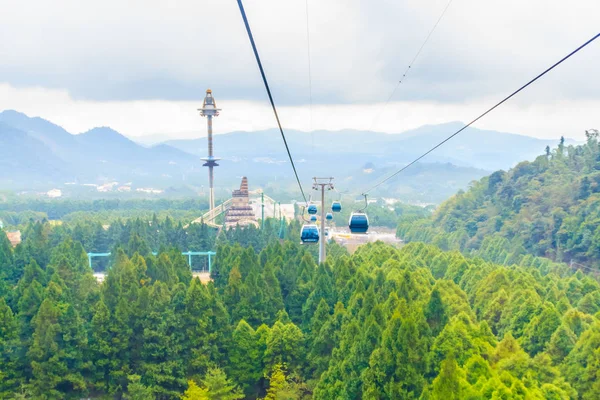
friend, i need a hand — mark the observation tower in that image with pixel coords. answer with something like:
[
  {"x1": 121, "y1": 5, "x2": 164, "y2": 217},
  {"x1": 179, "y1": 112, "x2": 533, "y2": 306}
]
[{"x1": 198, "y1": 89, "x2": 221, "y2": 211}]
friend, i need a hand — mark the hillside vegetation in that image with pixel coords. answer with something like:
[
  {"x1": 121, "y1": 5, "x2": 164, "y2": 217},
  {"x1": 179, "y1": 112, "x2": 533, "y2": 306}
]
[
  {"x1": 2, "y1": 219, "x2": 600, "y2": 399},
  {"x1": 398, "y1": 132, "x2": 600, "y2": 269}
]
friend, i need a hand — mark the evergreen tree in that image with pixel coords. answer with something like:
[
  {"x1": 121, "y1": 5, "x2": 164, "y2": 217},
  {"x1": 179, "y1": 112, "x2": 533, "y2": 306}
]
[
  {"x1": 430, "y1": 356, "x2": 470, "y2": 399},
  {"x1": 425, "y1": 287, "x2": 448, "y2": 336},
  {"x1": 27, "y1": 295, "x2": 75, "y2": 398},
  {"x1": 264, "y1": 321, "x2": 305, "y2": 375},
  {"x1": 546, "y1": 323, "x2": 577, "y2": 364},
  {"x1": 123, "y1": 374, "x2": 154, "y2": 400},
  {"x1": 199, "y1": 368, "x2": 243, "y2": 400},
  {"x1": 264, "y1": 364, "x2": 302, "y2": 400},
  {"x1": 0, "y1": 298, "x2": 19, "y2": 395},
  {"x1": 0, "y1": 230, "x2": 16, "y2": 282},
  {"x1": 182, "y1": 380, "x2": 209, "y2": 400},
  {"x1": 89, "y1": 299, "x2": 113, "y2": 392},
  {"x1": 139, "y1": 281, "x2": 186, "y2": 397},
  {"x1": 228, "y1": 320, "x2": 262, "y2": 396}
]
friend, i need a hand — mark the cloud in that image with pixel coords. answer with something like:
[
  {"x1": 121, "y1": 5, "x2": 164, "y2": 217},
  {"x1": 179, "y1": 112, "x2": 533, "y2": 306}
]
[
  {"x1": 1, "y1": 83, "x2": 597, "y2": 142},
  {"x1": 0, "y1": 0, "x2": 598, "y2": 105},
  {"x1": 0, "y1": 1, "x2": 598, "y2": 140}
]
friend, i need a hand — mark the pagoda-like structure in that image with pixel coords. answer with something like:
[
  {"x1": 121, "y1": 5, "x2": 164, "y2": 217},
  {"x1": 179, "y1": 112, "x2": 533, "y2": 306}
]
[{"x1": 225, "y1": 177, "x2": 257, "y2": 227}]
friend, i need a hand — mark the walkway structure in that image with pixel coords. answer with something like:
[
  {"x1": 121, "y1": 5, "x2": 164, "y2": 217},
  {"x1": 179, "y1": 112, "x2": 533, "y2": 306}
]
[
  {"x1": 87, "y1": 251, "x2": 216, "y2": 272},
  {"x1": 189, "y1": 188, "x2": 287, "y2": 228}
]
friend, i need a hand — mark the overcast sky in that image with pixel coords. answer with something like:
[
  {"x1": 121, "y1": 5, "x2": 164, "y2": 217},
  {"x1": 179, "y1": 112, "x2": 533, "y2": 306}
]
[{"x1": 0, "y1": 0, "x2": 598, "y2": 140}]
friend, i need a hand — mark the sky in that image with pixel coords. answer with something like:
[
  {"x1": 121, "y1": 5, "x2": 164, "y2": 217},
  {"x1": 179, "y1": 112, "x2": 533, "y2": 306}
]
[{"x1": 0, "y1": 0, "x2": 598, "y2": 141}]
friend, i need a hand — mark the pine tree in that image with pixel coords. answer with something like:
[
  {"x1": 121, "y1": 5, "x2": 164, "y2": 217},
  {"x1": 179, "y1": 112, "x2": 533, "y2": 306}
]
[
  {"x1": 264, "y1": 364, "x2": 301, "y2": 400},
  {"x1": 89, "y1": 300, "x2": 113, "y2": 392},
  {"x1": 228, "y1": 320, "x2": 262, "y2": 396},
  {"x1": 11, "y1": 260, "x2": 46, "y2": 312},
  {"x1": 463, "y1": 354, "x2": 491, "y2": 385},
  {"x1": 147, "y1": 253, "x2": 178, "y2": 286},
  {"x1": 0, "y1": 230, "x2": 16, "y2": 282},
  {"x1": 262, "y1": 262, "x2": 285, "y2": 322},
  {"x1": 0, "y1": 298, "x2": 19, "y2": 394},
  {"x1": 562, "y1": 321, "x2": 600, "y2": 397},
  {"x1": 182, "y1": 380, "x2": 209, "y2": 400},
  {"x1": 123, "y1": 374, "x2": 154, "y2": 400},
  {"x1": 264, "y1": 364, "x2": 287, "y2": 400},
  {"x1": 546, "y1": 323, "x2": 577, "y2": 363},
  {"x1": 183, "y1": 279, "x2": 231, "y2": 376},
  {"x1": 309, "y1": 299, "x2": 330, "y2": 342},
  {"x1": 425, "y1": 288, "x2": 448, "y2": 336},
  {"x1": 27, "y1": 296, "x2": 66, "y2": 398},
  {"x1": 431, "y1": 356, "x2": 470, "y2": 399},
  {"x1": 302, "y1": 264, "x2": 335, "y2": 327},
  {"x1": 264, "y1": 321, "x2": 305, "y2": 375},
  {"x1": 521, "y1": 304, "x2": 562, "y2": 356},
  {"x1": 199, "y1": 368, "x2": 243, "y2": 400},
  {"x1": 140, "y1": 281, "x2": 186, "y2": 397}
]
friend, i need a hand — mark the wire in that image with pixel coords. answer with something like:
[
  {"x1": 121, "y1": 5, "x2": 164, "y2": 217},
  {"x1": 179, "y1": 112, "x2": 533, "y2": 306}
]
[
  {"x1": 369, "y1": 0, "x2": 454, "y2": 131},
  {"x1": 305, "y1": 0, "x2": 314, "y2": 152},
  {"x1": 362, "y1": 32, "x2": 600, "y2": 195},
  {"x1": 569, "y1": 261, "x2": 599, "y2": 274},
  {"x1": 236, "y1": 0, "x2": 308, "y2": 203}
]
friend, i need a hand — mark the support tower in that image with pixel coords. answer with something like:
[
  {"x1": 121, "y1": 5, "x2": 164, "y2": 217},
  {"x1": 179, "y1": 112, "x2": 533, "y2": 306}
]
[
  {"x1": 313, "y1": 177, "x2": 334, "y2": 264},
  {"x1": 198, "y1": 89, "x2": 222, "y2": 211}
]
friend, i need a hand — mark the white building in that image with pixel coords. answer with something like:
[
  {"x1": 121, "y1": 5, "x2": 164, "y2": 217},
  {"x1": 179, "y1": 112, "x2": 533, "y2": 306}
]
[{"x1": 47, "y1": 189, "x2": 62, "y2": 198}]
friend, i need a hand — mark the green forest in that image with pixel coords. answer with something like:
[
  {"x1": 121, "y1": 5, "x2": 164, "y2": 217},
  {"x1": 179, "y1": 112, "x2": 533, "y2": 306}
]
[
  {"x1": 0, "y1": 198, "x2": 211, "y2": 227},
  {"x1": 1, "y1": 214, "x2": 600, "y2": 399},
  {"x1": 331, "y1": 200, "x2": 433, "y2": 229},
  {"x1": 398, "y1": 133, "x2": 600, "y2": 269}
]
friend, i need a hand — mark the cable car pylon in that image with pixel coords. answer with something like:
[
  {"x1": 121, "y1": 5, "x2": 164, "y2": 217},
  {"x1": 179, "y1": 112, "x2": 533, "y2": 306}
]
[{"x1": 313, "y1": 177, "x2": 334, "y2": 264}]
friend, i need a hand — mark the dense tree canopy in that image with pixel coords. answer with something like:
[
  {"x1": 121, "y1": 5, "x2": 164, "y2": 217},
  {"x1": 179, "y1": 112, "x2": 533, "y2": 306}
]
[
  {"x1": 1, "y1": 215, "x2": 599, "y2": 398},
  {"x1": 398, "y1": 134, "x2": 600, "y2": 271}
]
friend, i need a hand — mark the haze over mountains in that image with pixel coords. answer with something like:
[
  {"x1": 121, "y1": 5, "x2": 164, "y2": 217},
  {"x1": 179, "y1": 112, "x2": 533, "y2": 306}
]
[
  {"x1": 166, "y1": 123, "x2": 570, "y2": 171},
  {"x1": 0, "y1": 110, "x2": 573, "y2": 202}
]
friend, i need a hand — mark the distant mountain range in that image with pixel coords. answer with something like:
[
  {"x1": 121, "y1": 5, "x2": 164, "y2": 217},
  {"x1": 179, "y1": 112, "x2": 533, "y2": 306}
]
[
  {"x1": 0, "y1": 110, "x2": 203, "y2": 191},
  {"x1": 165, "y1": 123, "x2": 571, "y2": 172},
  {"x1": 0, "y1": 110, "x2": 574, "y2": 203}
]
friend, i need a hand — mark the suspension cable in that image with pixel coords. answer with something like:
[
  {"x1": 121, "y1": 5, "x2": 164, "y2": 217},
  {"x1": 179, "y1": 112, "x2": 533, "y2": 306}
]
[
  {"x1": 236, "y1": 0, "x2": 309, "y2": 203},
  {"x1": 305, "y1": 0, "x2": 314, "y2": 151},
  {"x1": 370, "y1": 0, "x2": 455, "y2": 131},
  {"x1": 362, "y1": 32, "x2": 600, "y2": 195}
]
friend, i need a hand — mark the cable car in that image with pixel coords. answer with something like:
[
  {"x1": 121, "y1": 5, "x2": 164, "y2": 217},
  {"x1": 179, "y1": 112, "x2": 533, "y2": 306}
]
[
  {"x1": 308, "y1": 204, "x2": 318, "y2": 215},
  {"x1": 331, "y1": 201, "x2": 342, "y2": 213},
  {"x1": 300, "y1": 224, "x2": 319, "y2": 243},
  {"x1": 326, "y1": 212, "x2": 333, "y2": 221},
  {"x1": 349, "y1": 212, "x2": 369, "y2": 234},
  {"x1": 310, "y1": 215, "x2": 317, "y2": 222}
]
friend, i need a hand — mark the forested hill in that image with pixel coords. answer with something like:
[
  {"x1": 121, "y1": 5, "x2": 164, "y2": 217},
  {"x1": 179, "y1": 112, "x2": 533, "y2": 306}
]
[
  {"x1": 2, "y1": 219, "x2": 600, "y2": 398},
  {"x1": 398, "y1": 132, "x2": 600, "y2": 269}
]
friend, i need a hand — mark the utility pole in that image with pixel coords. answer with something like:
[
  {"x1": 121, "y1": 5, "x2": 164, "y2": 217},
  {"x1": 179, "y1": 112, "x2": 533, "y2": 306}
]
[
  {"x1": 261, "y1": 192, "x2": 265, "y2": 229},
  {"x1": 278, "y1": 201, "x2": 285, "y2": 239},
  {"x1": 313, "y1": 177, "x2": 334, "y2": 264}
]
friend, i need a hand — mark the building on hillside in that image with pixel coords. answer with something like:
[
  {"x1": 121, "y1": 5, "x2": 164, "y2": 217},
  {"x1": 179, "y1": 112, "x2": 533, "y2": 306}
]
[
  {"x1": 6, "y1": 230, "x2": 21, "y2": 247},
  {"x1": 97, "y1": 182, "x2": 118, "y2": 192},
  {"x1": 225, "y1": 177, "x2": 258, "y2": 227},
  {"x1": 136, "y1": 187, "x2": 164, "y2": 194},
  {"x1": 47, "y1": 189, "x2": 62, "y2": 198}
]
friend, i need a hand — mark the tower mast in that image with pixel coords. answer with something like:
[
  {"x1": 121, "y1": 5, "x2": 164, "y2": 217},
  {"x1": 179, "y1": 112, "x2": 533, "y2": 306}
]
[{"x1": 198, "y1": 89, "x2": 221, "y2": 211}]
